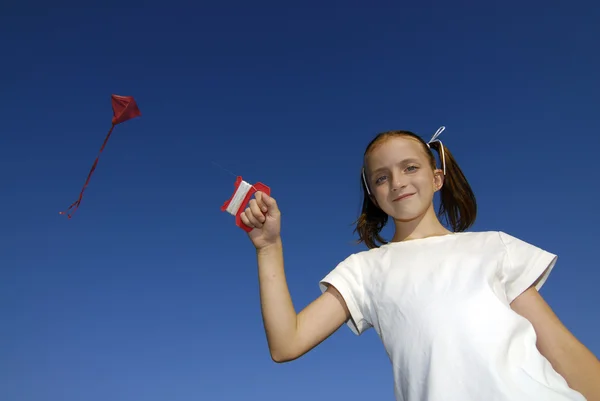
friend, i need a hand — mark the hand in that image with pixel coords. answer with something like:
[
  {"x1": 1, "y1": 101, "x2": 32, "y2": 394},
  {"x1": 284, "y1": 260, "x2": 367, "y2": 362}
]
[{"x1": 240, "y1": 191, "x2": 281, "y2": 250}]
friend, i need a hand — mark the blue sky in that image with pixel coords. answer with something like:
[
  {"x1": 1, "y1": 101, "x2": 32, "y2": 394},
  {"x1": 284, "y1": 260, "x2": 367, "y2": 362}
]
[{"x1": 2, "y1": 1, "x2": 599, "y2": 400}]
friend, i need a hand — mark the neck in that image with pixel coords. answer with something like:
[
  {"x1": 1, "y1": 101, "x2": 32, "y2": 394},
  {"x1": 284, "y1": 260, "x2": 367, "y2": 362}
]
[{"x1": 391, "y1": 204, "x2": 452, "y2": 242}]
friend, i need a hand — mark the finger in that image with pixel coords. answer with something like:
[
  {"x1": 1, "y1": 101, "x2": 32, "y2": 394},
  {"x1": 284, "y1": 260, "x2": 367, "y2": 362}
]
[
  {"x1": 261, "y1": 193, "x2": 279, "y2": 214},
  {"x1": 255, "y1": 192, "x2": 268, "y2": 213},
  {"x1": 240, "y1": 211, "x2": 254, "y2": 228},
  {"x1": 242, "y1": 208, "x2": 259, "y2": 228},
  {"x1": 249, "y1": 199, "x2": 265, "y2": 223},
  {"x1": 244, "y1": 207, "x2": 263, "y2": 228}
]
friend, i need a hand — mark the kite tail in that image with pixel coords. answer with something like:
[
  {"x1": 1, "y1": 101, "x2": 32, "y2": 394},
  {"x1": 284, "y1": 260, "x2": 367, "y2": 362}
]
[{"x1": 60, "y1": 124, "x2": 116, "y2": 218}]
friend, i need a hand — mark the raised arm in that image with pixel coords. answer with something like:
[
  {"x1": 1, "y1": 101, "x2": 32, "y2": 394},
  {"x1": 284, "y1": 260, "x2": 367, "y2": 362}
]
[
  {"x1": 241, "y1": 192, "x2": 350, "y2": 362},
  {"x1": 256, "y1": 239, "x2": 350, "y2": 362}
]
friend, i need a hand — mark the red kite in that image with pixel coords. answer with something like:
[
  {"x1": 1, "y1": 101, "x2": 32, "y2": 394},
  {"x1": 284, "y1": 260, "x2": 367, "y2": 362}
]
[{"x1": 60, "y1": 94, "x2": 141, "y2": 218}]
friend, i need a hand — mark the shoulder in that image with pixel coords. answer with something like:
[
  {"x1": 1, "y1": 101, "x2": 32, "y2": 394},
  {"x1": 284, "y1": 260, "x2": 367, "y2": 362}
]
[
  {"x1": 319, "y1": 249, "x2": 379, "y2": 335},
  {"x1": 424, "y1": 231, "x2": 507, "y2": 252},
  {"x1": 318, "y1": 245, "x2": 390, "y2": 297},
  {"x1": 493, "y1": 231, "x2": 558, "y2": 302},
  {"x1": 495, "y1": 230, "x2": 557, "y2": 259},
  {"x1": 455, "y1": 230, "x2": 505, "y2": 242},
  {"x1": 320, "y1": 250, "x2": 370, "y2": 281},
  {"x1": 331, "y1": 244, "x2": 392, "y2": 269},
  {"x1": 441, "y1": 230, "x2": 558, "y2": 302},
  {"x1": 451, "y1": 230, "x2": 535, "y2": 248},
  {"x1": 453, "y1": 230, "x2": 556, "y2": 256}
]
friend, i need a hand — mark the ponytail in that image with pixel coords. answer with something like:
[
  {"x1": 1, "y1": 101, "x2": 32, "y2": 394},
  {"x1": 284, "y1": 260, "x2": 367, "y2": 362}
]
[
  {"x1": 428, "y1": 140, "x2": 477, "y2": 232},
  {"x1": 354, "y1": 130, "x2": 477, "y2": 249}
]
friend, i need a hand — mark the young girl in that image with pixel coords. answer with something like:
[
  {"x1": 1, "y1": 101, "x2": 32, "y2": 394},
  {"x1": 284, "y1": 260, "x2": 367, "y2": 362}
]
[{"x1": 240, "y1": 127, "x2": 600, "y2": 401}]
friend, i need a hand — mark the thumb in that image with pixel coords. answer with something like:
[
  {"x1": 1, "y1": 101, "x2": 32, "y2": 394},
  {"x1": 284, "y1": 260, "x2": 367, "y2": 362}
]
[{"x1": 261, "y1": 192, "x2": 279, "y2": 214}]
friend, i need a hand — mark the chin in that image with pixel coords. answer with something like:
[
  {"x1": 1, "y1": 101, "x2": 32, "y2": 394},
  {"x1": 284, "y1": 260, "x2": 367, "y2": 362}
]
[
  {"x1": 391, "y1": 213, "x2": 423, "y2": 223},
  {"x1": 386, "y1": 205, "x2": 430, "y2": 223}
]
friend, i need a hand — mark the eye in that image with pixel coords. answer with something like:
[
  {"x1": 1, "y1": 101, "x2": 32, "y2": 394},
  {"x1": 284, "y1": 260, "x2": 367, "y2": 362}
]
[
  {"x1": 405, "y1": 165, "x2": 419, "y2": 173},
  {"x1": 375, "y1": 175, "x2": 387, "y2": 185}
]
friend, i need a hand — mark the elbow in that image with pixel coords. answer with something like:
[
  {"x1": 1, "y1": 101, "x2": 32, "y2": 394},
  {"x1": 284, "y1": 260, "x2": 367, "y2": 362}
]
[
  {"x1": 269, "y1": 348, "x2": 298, "y2": 364},
  {"x1": 270, "y1": 354, "x2": 289, "y2": 364},
  {"x1": 267, "y1": 331, "x2": 302, "y2": 363}
]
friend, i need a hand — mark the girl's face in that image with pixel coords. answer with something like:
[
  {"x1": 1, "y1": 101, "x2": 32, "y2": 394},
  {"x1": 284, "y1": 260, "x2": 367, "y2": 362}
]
[{"x1": 364, "y1": 136, "x2": 443, "y2": 222}]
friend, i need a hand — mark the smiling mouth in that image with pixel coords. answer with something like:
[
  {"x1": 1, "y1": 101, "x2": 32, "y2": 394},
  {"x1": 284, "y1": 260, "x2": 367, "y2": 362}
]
[{"x1": 393, "y1": 193, "x2": 415, "y2": 202}]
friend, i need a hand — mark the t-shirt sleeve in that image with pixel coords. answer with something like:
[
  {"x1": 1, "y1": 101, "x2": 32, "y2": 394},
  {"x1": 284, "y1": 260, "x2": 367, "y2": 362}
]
[
  {"x1": 498, "y1": 231, "x2": 558, "y2": 303},
  {"x1": 319, "y1": 254, "x2": 372, "y2": 336}
]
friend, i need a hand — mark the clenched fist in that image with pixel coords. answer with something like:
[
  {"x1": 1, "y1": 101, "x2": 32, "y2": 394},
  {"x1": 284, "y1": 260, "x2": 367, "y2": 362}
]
[{"x1": 240, "y1": 191, "x2": 281, "y2": 250}]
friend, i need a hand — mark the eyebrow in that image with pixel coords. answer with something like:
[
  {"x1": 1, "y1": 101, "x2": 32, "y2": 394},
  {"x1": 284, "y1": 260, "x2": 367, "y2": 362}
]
[{"x1": 369, "y1": 158, "x2": 422, "y2": 175}]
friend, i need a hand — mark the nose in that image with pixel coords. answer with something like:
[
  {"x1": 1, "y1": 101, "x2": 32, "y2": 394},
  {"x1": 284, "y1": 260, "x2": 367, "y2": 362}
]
[{"x1": 390, "y1": 173, "x2": 407, "y2": 192}]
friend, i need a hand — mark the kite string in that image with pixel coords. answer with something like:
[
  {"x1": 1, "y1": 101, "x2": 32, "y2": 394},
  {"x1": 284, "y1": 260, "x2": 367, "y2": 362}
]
[
  {"x1": 60, "y1": 123, "x2": 116, "y2": 218},
  {"x1": 210, "y1": 160, "x2": 259, "y2": 192},
  {"x1": 210, "y1": 161, "x2": 238, "y2": 178}
]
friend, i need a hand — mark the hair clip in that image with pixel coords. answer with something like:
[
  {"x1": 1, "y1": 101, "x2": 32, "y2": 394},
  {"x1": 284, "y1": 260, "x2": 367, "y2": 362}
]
[
  {"x1": 221, "y1": 176, "x2": 271, "y2": 232},
  {"x1": 427, "y1": 126, "x2": 446, "y2": 175},
  {"x1": 362, "y1": 168, "x2": 371, "y2": 196}
]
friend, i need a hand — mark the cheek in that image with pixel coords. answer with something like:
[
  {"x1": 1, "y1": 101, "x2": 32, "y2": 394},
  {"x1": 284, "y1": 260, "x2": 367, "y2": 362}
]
[
  {"x1": 414, "y1": 175, "x2": 434, "y2": 189},
  {"x1": 373, "y1": 189, "x2": 387, "y2": 204}
]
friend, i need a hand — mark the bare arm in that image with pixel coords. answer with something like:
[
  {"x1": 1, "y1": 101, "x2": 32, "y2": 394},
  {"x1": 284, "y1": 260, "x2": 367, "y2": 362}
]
[
  {"x1": 257, "y1": 239, "x2": 350, "y2": 362},
  {"x1": 241, "y1": 192, "x2": 350, "y2": 363},
  {"x1": 511, "y1": 287, "x2": 600, "y2": 400}
]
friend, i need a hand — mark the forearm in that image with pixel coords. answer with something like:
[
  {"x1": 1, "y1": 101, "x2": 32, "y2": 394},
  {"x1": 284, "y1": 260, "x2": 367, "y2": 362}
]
[
  {"x1": 512, "y1": 288, "x2": 600, "y2": 399},
  {"x1": 256, "y1": 238, "x2": 298, "y2": 362},
  {"x1": 539, "y1": 334, "x2": 600, "y2": 400}
]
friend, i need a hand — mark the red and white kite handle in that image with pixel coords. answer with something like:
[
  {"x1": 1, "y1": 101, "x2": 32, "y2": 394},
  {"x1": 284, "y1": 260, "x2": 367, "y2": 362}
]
[{"x1": 221, "y1": 176, "x2": 271, "y2": 232}]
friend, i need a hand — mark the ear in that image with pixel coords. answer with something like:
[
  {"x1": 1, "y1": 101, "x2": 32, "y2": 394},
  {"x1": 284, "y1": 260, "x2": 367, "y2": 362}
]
[{"x1": 433, "y1": 169, "x2": 444, "y2": 192}]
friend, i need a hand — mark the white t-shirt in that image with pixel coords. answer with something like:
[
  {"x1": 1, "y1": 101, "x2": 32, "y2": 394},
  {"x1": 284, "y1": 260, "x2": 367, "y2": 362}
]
[{"x1": 319, "y1": 231, "x2": 585, "y2": 401}]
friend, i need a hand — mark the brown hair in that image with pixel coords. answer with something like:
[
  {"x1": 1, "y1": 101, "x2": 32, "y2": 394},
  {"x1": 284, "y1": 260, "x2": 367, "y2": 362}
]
[{"x1": 354, "y1": 130, "x2": 477, "y2": 249}]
